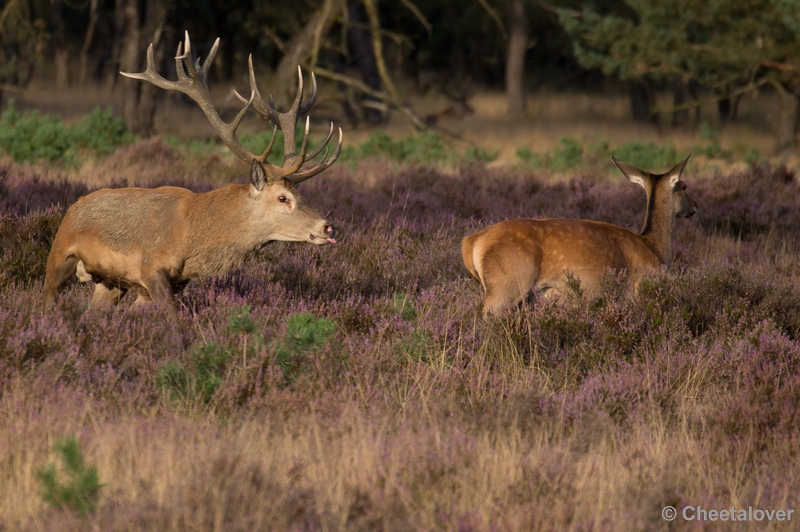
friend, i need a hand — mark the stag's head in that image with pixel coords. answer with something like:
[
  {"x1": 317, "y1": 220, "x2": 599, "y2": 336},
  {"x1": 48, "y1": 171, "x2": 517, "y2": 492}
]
[
  {"x1": 247, "y1": 160, "x2": 336, "y2": 244},
  {"x1": 122, "y1": 32, "x2": 342, "y2": 246}
]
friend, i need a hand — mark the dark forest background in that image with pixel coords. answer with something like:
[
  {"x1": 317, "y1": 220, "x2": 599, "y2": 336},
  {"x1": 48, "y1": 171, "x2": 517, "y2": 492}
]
[{"x1": 2, "y1": 0, "x2": 800, "y2": 152}]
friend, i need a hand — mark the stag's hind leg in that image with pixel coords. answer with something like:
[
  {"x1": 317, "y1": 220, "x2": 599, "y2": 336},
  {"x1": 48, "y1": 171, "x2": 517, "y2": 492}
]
[{"x1": 44, "y1": 254, "x2": 80, "y2": 308}]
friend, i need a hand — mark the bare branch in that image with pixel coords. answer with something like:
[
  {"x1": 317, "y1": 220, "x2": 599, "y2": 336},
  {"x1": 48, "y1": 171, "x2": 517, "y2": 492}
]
[
  {"x1": 361, "y1": 0, "x2": 398, "y2": 99},
  {"x1": 398, "y1": 0, "x2": 432, "y2": 37},
  {"x1": 531, "y1": 0, "x2": 582, "y2": 18},
  {"x1": 263, "y1": 26, "x2": 286, "y2": 53},
  {"x1": 311, "y1": 65, "x2": 428, "y2": 130},
  {"x1": 473, "y1": 0, "x2": 507, "y2": 40},
  {"x1": 649, "y1": 77, "x2": 770, "y2": 116}
]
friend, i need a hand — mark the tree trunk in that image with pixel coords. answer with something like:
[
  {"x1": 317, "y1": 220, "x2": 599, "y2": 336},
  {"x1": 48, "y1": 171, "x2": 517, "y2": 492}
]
[
  {"x1": 135, "y1": 0, "x2": 169, "y2": 137},
  {"x1": 120, "y1": 0, "x2": 142, "y2": 135},
  {"x1": 630, "y1": 78, "x2": 659, "y2": 127},
  {"x1": 118, "y1": 0, "x2": 169, "y2": 137},
  {"x1": 348, "y1": 0, "x2": 383, "y2": 125},
  {"x1": 54, "y1": 49, "x2": 70, "y2": 89},
  {"x1": 104, "y1": 0, "x2": 127, "y2": 92},
  {"x1": 79, "y1": 0, "x2": 101, "y2": 86},
  {"x1": 51, "y1": 0, "x2": 70, "y2": 90},
  {"x1": 505, "y1": 0, "x2": 527, "y2": 116},
  {"x1": 774, "y1": 83, "x2": 799, "y2": 155}
]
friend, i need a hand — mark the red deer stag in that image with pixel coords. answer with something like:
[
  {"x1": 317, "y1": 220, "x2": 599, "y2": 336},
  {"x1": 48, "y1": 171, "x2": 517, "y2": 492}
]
[
  {"x1": 462, "y1": 156, "x2": 698, "y2": 315},
  {"x1": 44, "y1": 33, "x2": 342, "y2": 317}
]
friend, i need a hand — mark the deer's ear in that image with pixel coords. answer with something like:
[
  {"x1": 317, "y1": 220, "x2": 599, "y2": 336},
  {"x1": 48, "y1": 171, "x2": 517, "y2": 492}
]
[
  {"x1": 667, "y1": 154, "x2": 691, "y2": 187},
  {"x1": 612, "y1": 156, "x2": 649, "y2": 189},
  {"x1": 250, "y1": 161, "x2": 267, "y2": 192}
]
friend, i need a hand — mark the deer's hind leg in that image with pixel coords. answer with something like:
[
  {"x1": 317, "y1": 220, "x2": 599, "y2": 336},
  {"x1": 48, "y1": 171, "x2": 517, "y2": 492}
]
[{"x1": 480, "y1": 244, "x2": 539, "y2": 315}]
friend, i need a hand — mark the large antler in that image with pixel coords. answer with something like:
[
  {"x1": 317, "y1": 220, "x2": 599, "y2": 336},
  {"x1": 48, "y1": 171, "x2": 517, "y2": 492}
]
[
  {"x1": 235, "y1": 61, "x2": 343, "y2": 184},
  {"x1": 120, "y1": 32, "x2": 339, "y2": 184}
]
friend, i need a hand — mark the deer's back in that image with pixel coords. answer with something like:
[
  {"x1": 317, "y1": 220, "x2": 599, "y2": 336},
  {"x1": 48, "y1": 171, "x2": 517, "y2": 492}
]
[{"x1": 467, "y1": 218, "x2": 662, "y2": 288}]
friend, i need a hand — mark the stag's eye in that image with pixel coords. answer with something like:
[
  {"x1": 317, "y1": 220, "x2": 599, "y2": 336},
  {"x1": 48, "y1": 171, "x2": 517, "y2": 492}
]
[{"x1": 278, "y1": 195, "x2": 288, "y2": 203}]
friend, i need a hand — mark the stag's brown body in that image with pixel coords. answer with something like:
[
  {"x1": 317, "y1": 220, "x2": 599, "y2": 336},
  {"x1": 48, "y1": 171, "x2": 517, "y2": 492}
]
[
  {"x1": 44, "y1": 178, "x2": 333, "y2": 312},
  {"x1": 462, "y1": 156, "x2": 698, "y2": 314},
  {"x1": 44, "y1": 33, "x2": 342, "y2": 316}
]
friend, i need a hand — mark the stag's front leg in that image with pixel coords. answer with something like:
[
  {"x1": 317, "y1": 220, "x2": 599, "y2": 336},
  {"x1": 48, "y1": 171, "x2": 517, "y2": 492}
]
[{"x1": 136, "y1": 270, "x2": 179, "y2": 318}]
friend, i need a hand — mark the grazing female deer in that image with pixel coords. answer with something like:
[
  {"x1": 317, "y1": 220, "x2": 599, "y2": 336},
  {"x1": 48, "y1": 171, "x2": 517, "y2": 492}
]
[
  {"x1": 44, "y1": 33, "x2": 342, "y2": 317},
  {"x1": 462, "y1": 156, "x2": 698, "y2": 315}
]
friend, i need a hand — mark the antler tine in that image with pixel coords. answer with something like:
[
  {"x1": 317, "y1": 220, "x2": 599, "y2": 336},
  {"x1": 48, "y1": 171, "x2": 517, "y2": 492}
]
[
  {"x1": 299, "y1": 71, "x2": 317, "y2": 116},
  {"x1": 257, "y1": 125, "x2": 279, "y2": 162},
  {"x1": 122, "y1": 43, "x2": 174, "y2": 90},
  {"x1": 235, "y1": 61, "x2": 331, "y2": 183},
  {"x1": 257, "y1": 116, "x2": 309, "y2": 182},
  {"x1": 289, "y1": 127, "x2": 343, "y2": 184},
  {"x1": 121, "y1": 31, "x2": 258, "y2": 164},
  {"x1": 305, "y1": 122, "x2": 334, "y2": 161},
  {"x1": 201, "y1": 39, "x2": 220, "y2": 78}
]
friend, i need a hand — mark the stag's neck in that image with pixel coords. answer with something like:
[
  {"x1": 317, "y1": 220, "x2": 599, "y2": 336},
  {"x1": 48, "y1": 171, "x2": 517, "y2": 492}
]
[
  {"x1": 639, "y1": 188, "x2": 675, "y2": 267},
  {"x1": 183, "y1": 185, "x2": 264, "y2": 277}
]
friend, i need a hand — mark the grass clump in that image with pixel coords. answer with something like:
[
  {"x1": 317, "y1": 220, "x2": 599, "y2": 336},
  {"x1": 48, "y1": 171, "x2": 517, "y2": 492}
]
[
  {"x1": 156, "y1": 342, "x2": 231, "y2": 404},
  {"x1": 37, "y1": 435, "x2": 103, "y2": 516},
  {"x1": 0, "y1": 101, "x2": 132, "y2": 166},
  {"x1": 273, "y1": 312, "x2": 337, "y2": 384},
  {"x1": 392, "y1": 292, "x2": 418, "y2": 321}
]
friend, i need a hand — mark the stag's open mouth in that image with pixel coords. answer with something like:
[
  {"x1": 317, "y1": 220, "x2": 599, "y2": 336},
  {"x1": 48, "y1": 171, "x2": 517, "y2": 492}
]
[{"x1": 311, "y1": 234, "x2": 337, "y2": 245}]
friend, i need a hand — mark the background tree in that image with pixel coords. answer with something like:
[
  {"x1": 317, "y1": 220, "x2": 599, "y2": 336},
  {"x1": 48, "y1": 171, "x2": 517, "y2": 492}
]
[
  {"x1": 559, "y1": 0, "x2": 800, "y2": 151},
  {"x1": 0, "y1": 0, "x2": 49, "y2": 98},
  {"x1": 119, "y1": 0, "x2": 171, "y2": 137}
]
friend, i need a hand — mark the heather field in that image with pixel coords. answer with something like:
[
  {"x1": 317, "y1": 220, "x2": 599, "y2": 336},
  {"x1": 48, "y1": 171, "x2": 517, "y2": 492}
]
[{"x1": 2, "y1": 135, "x2": 800, "y2": 530}]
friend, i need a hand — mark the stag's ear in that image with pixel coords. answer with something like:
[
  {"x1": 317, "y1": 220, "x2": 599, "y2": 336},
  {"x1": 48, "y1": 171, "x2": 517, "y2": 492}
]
[
  {"x1": 611, "y1": 156, "x2": 650, "y2": 190},
  {"x1": 667, "y1": 154, "x2": 691, "y2": 187},
  {"x1": 250, "y1": 160, "x2": 267, "y2": 192}
]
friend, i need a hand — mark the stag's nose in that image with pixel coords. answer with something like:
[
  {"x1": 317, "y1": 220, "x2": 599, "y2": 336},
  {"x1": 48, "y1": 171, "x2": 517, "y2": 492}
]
[{"x1": 324, "y1": 223, "x2": 337, "y2": 243}]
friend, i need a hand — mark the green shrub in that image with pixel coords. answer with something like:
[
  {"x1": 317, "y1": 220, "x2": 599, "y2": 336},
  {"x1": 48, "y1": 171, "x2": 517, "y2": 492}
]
[
  {"x1": 156, "y1": 342, "x2": 231, "y2": 404},
  {"x1": 0, "y1": 101, "x2": 73, "y2": 165},
  {"x1": 37, "y1": 435, "x2": 103, "y2": 516},
  {"x1": 743, "y1": 146, "x2": 764, "y2": 167},
  {"x1": 274, "y1": 312, "x2": 337, "y2": 384},
  {"x1": 689, "y1": 122, "x2": 732, "y2": 160},
  {"x1": 547, "y1": 137, "x2": 584, "y2": 172},
  {"x1": 611, "y1": 140, "x2": 678, "y2": 171},
  {"x1": 517, "y1": 137, "x2": 583, "y2": 172},
  {"x1": 341, "y1": 130, "x2": 496, "y2": 166},
  {"x1": 0, "y1": 101, "x2": 132, "y2": 166},
  {"x1": 516, "y1": 146, "x2": 540, "y2": 165},
  {"x1": 70, "y1": 108, "x2": 133, "y2": 157}
]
